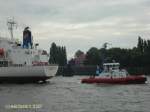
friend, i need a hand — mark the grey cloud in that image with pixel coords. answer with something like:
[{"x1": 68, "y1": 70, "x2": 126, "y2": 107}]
[{"x1": 0, "y1": 0, "x2": 150, "y2": 58}]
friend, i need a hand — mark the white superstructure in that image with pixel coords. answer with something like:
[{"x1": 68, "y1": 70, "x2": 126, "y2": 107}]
[
  {"x1": 98, "y1": 63, "x2": 128, "y2": 78},
  {"x1": 0, "y1": 37, "x2": 49, "y2": 66}
]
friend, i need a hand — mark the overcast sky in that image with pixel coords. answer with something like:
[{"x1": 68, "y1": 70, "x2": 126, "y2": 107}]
[{"x1": 0, "y1": 0, "x2": 150, "y2": 59}]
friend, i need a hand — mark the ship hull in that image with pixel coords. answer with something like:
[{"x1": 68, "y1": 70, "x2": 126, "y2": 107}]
[
  {"x1": 81, "y1": 76, "x2": 147, "y2": 84},
  {"x1": 0, "y1": 65, "x2": 58, "y2": 83}
]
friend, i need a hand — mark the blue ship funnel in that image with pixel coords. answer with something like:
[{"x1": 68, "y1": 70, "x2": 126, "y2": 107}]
[{"x1": 23, "y1": 27, "x2": 33, "y2": 48}]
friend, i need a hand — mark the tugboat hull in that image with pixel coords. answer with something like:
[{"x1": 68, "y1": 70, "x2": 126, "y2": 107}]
[{"x1": 81, "y1": 76, "x2": 147, "y2": 84}]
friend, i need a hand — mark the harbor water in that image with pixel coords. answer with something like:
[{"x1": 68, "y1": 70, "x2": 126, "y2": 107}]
[{"x1": 0, "y1": 76, "x2": 150, "y2": 112}]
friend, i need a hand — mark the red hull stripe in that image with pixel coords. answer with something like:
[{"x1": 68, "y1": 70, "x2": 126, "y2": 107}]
[{"x1": 81, "y1": 76, "x2": 147, "y2": 84}]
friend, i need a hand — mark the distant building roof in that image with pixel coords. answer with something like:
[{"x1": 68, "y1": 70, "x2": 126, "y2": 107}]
[{"x1": 74, "y1": 54, "x2": 86, "y2": 65}]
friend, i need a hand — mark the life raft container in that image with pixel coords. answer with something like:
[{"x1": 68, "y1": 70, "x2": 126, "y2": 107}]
[{"x1": 32, "y1": 61, "x2": 48, "y2": 66}]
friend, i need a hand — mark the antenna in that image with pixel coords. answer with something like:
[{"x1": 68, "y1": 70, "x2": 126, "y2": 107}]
[
  {"x1": 7, "y1": 18, "x2": 17, "y2": 40},
  {"x1": 103, "y1": 42, "x2": 111, "y2": 49}
]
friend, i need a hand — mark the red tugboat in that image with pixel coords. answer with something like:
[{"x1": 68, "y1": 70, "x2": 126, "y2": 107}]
[{"x1": 81, "y1": 63, "x2": 147, "y2": 84}]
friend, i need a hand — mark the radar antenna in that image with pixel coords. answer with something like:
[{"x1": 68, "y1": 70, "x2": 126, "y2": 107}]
[
  {"x1": 7, "y1": 18, "x2": 17, "y2": 40},
  {"x1": 103, "y1": 42, "x2": 111, "y2": 49}
]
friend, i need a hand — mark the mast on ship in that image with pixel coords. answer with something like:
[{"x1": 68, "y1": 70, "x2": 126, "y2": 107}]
[{"x1": 7, "y1": 18, "x2": 17, "y2": 41}]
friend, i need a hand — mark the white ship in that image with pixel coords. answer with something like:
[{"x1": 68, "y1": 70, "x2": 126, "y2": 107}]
[{"x1": 0, "y1": 20, "x2": 58, "y2": 83}]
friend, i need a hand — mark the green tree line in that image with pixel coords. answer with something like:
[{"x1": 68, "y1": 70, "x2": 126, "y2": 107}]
[
  {"x1": 84, "y1": 37, "x2": 150, "y2": 74},
  {"x1": 49, "y1": 42, "x2": 67, "y2": 66},
  {"x1": 49, "y1": 37, "x2": 150, "y2": 75}
]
